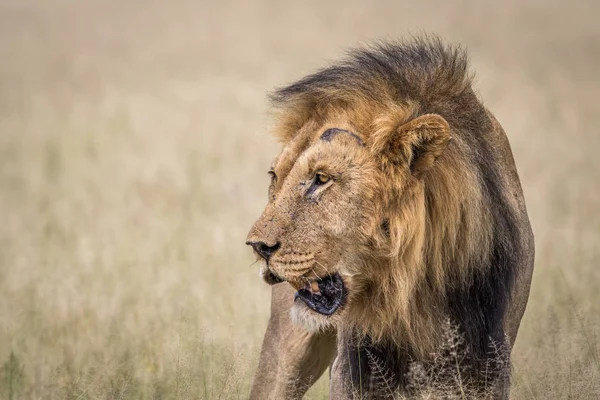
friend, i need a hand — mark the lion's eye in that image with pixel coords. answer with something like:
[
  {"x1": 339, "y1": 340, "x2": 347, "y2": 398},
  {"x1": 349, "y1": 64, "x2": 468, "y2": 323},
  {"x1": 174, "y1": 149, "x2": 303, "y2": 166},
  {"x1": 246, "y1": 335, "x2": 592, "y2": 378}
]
[
  {"x1": 314, "y1": 172, "x2": 331, "y2": 185},
  {"x1": 268, "y1": 170, "x2": 277, "y2": 184}
]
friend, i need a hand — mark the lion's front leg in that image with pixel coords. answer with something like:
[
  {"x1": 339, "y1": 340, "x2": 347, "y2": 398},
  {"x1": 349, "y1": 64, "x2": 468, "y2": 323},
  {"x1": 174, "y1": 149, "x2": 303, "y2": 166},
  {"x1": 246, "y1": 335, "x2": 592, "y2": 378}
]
[
  {"x1": 329, "y1": 352, "x2": 353, "y2": 400},
  {"x1": 250, "y1": 283, "x2": 336, "y2": 399}
]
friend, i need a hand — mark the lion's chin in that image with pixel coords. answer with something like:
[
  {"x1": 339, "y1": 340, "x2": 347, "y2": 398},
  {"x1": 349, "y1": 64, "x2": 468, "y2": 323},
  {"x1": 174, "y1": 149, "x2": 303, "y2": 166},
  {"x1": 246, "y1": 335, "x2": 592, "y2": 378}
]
[{"x1": 290, "y1": 300, "x2": 339, "y2": 332}]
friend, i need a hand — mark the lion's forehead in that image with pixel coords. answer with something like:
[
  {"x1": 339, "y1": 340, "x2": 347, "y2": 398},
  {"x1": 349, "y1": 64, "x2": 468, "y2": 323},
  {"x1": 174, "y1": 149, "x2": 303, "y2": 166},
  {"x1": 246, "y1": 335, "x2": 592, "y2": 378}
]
[
  {"x1": 274, "y1": 121, "x2": 366, "y2": 183},
  {"x1": 273, "y1": 128, "x2": 313, "y2": 179}
]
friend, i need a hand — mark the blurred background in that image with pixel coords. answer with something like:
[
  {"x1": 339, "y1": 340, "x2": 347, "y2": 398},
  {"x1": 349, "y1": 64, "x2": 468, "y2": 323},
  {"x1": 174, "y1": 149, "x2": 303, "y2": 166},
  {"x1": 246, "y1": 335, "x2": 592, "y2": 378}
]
[{"x1": 0, "y1": 0, "x2": 598, "y2": 398}]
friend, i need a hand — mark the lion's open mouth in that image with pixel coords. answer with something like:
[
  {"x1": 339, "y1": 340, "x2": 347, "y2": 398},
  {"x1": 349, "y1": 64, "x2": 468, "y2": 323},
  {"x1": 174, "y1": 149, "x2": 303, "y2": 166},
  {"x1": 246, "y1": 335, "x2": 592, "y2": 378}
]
[{"x1": 293, "y1": 273, "x2": 346, "y2": 315}]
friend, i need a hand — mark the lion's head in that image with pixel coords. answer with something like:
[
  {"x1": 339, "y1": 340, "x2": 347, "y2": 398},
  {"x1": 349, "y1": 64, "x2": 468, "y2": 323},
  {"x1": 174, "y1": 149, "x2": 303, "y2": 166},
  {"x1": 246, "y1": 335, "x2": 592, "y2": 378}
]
[{"x1": 247, "y1": 39, "x2": 500, "y2": 355}]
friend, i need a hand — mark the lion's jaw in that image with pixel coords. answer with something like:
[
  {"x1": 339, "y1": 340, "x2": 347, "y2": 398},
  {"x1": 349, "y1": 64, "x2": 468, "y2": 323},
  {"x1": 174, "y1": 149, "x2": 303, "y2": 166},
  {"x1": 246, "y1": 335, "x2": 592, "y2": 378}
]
[
  {"x1": 289, "y1": 271, "x2": 347, "y2": 332},
  {"x1": 259, "y1": 250, "x2": 356, "y2": 332},
  {"x1": 257, "y1": 255, "x2": 349, "y2": 323}
]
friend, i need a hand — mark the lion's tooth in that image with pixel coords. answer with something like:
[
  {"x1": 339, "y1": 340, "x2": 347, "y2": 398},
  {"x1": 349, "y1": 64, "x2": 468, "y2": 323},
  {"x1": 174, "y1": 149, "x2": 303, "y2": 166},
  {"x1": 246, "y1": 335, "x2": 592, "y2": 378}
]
[
  {"x1": 311, "y1": 280, "x2": 320, "y2": 294},
  {"x1": 302, "y1": 281, "x2": 311, "y2": 292}
]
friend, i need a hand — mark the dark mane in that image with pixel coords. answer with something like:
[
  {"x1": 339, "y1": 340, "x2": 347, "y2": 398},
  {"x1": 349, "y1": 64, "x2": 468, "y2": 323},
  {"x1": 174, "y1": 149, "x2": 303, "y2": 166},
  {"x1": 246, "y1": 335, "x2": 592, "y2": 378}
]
[{"x1": 270, "y1": 36, "x2": 473, "y2": 112}]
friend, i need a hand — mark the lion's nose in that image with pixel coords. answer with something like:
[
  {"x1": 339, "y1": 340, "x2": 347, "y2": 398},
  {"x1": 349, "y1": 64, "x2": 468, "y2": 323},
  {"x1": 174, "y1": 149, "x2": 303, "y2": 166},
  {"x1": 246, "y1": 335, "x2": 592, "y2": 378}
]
[{"x1": 246, "y1": 241, "x2": 281, "y2": 261}]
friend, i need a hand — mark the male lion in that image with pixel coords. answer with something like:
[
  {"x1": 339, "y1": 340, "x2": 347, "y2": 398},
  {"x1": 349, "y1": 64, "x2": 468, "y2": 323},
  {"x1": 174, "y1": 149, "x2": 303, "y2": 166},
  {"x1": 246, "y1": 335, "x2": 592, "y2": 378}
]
[{"x1": 246, "y1": 37, "x2": 534, "y2": 399}]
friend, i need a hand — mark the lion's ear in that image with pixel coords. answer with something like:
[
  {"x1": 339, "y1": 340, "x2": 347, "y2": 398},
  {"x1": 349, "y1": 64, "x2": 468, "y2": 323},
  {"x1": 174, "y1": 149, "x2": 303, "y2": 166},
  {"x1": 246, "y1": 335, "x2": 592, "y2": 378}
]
[
  {"x1": 373, "y1": 114, "x2": 451, "y2": 177},
  {"x1": 401, "y1": 114, "x2": 451, "y2": 176}
]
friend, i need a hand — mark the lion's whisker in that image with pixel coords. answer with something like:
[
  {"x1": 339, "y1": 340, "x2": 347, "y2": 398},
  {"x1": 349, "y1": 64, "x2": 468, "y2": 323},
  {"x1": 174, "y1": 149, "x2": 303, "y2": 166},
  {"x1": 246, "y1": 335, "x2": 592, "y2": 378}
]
[
  {"x1": 313, "y1": 259, "x2": 329, "y2": 277},
  {"x1": 309, "y1": 268, "x2": 320, "y2": 281}
]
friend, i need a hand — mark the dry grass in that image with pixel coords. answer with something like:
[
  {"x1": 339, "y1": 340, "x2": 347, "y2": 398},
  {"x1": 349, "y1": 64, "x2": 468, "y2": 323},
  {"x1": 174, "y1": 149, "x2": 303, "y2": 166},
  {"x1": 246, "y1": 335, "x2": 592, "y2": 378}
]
[
  {"x1": 0, "y1": 0, "x2": 599, "y2": 398},
  {"x1": 348, "y1": 321, "x2": 511, "y2": 399}
]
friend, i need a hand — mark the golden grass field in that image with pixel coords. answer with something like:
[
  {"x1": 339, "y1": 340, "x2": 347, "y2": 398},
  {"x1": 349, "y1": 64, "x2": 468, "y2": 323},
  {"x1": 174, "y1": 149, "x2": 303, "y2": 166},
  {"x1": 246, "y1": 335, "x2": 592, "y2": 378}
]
[{"x1": 0, "y1": 0, "x2": 598, "y2": 398}]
